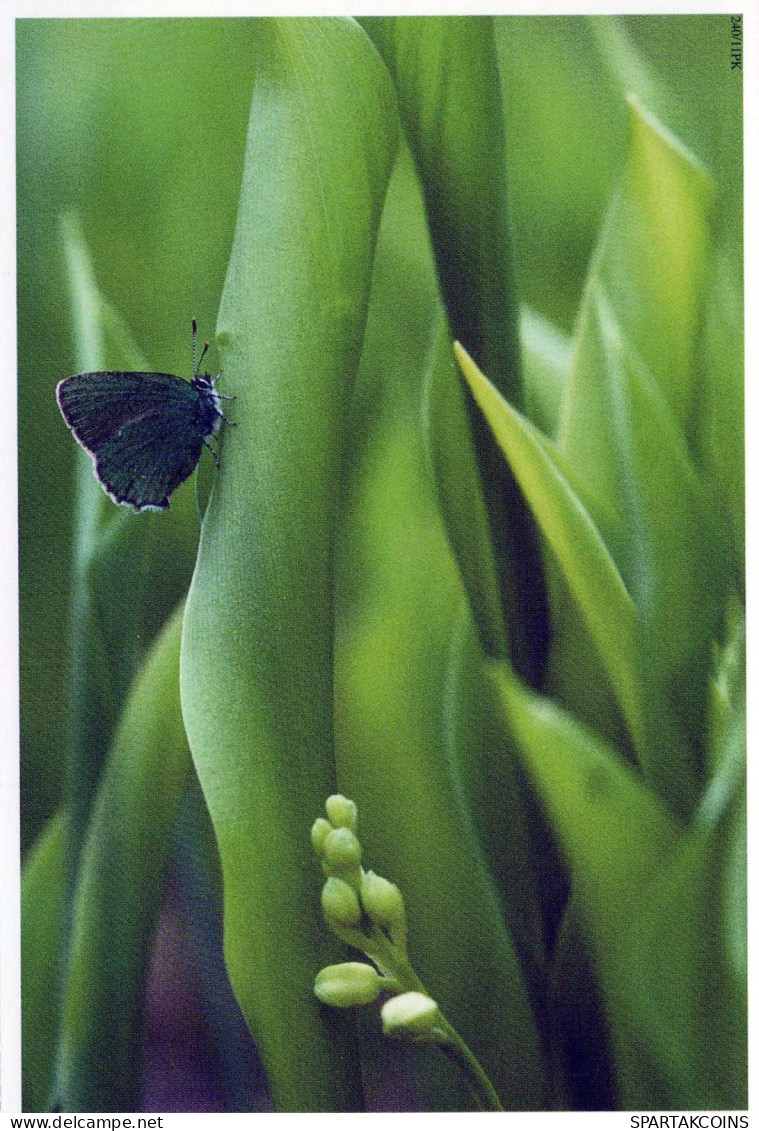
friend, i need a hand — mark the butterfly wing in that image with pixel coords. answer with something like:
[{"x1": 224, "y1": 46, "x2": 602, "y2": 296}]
[
  {"x1": 57, "y1": 372, "x2": 204, "y2": 511},
  {"x1": 56, "y1": 371, "x2": 196, "y2": 453},
  {"x1": 93, "y1": 402, "x2": 204, "y2": 511}
]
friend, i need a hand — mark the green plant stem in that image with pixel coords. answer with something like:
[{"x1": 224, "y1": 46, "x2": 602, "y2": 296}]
[
  {"x1": 364, "y1": 926, "x2": 505, "y2": 1111},
  {"x1": 436, "y1": 1023, "x2": 506, "y2": 1112}
]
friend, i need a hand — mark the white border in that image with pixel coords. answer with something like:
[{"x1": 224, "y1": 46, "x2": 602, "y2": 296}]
[
  {"x1": 2, "y1": 1, "x2": 754, "y2": 1122},
  {"x1": 0, "y1": 0, "x2": 19, "y2": 1115},
  {"x1": 7, "y1": 0, "x2": 757, "y2": 14}
]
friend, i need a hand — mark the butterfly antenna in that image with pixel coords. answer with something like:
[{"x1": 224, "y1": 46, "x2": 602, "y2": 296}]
[
  {"x1": 192, "y1": 317, "x2": 198, "y2": 376},
  {"x1": 197, "y1": 339, "x2": 210, "y2": 374}
]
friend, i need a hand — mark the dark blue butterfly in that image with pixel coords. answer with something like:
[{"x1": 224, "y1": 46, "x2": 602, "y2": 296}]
[{"x1": 56, "y1": 320, "x2": 233, "y2": 512}]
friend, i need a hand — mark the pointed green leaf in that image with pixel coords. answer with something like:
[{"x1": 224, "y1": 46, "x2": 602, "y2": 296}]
[
  {"x1": 455, "y1": 342, "x2": 644, "y2": 759},
  {"x1": 422, "y1": 322, "x2": 508, "y2": 657},
  {"x1": 578, "y1": 98, "x2": 715, "y2": 431},
  {"x1": 560, "y1": 289, "x2": 727, "y2": 809}
]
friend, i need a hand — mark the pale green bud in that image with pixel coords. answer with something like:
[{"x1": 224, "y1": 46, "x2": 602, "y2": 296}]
[
  {"x1": 323, "y1": 827, "x2": 362, "y2": 870},
  {"x1": 381, "y1": 992, "x2": 442, "y2": 1043},
  {"x1": 314, "y1": 962, "x2": 381, "y2": 1007},
  {"x1": 360, "y1": 870, "x2": 407, "y2": 945},
  {"x1": 321, "y1": 876, "x2": 362, "y2": 929},
  {"x1": 325, "y1": 794, "x2": 358, "y2": 831},
  {"x1": 311, "y1": 817, "x2": 333, "y2": 857}
]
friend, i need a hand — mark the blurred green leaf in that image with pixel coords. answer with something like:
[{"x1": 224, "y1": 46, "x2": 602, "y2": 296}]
[
  {"x1": 56, "y1": 604, "x2": 191, "y2": 1111},
  {"x1": 490, "y1": 665, "x2": 681, "y2": 1107},
  {"x1": 180, "y1": 18, "x2": 398, "y2": 1111},
  {"x1": 442, "y1": 608, "x2": 563, "y2": 1021},
  {"x1": 589, "y1": 17, "x2": 682, "y2": 140},
  {"x1": 491, "y1": 664, "x2": 679, "y2": 950},
  {"x1": 520, "y1": 306, "x2": 571, "y2": 439},
  {"x1": 17, "y1": 19, "x2": 254, "y2": 850},
  {"x1": 592, "y1": 16, "x2": 742, "y2": 230},
  {"x1": 706, "y1": 594, "x2": 744, "y2": 778},
  {"x1": 495, "y1": 17, "x2": 625, "y2": 328},
  {"x1": 570, "y1": 98, "x2": 715, "y2": 434},
  {"x1": 561, "y1": 289, "x2": 727, "y2": 810},
  {"x1": 553, "y1": 100, "x2": 726, "y2": 809},
  {"x1": 693, "y1": 244, "x2": 744, "y2": 579},
  {"x1": 60, "y1": 216, "x2": 199, "y2": 893},
  {"x1": 362, "y1": 16, "x2": 519, "y2": 404},
  {"x1": 455, "y1": 342, "x2": 644, "y2": 761},
  {"x1": 611, "y1": 698, "x2": 746, "y2": 1108},
  {"x1": 21, "y1": 813, "x2": 66, "y2": 1113},
  {"x1": 335, "y1": 150, "x2": 551, "y2": 1112},
  {"x1": 364, "y1": 15, "x2": 549, "y2": 684},
  {"x1": 493, "y1": 660, "x2": 746, "y2": 1108}
]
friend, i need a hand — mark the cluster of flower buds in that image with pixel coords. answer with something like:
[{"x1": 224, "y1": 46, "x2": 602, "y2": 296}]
[{"x1": 311, "y1": 794, "x2": 443, "y2": 1044}]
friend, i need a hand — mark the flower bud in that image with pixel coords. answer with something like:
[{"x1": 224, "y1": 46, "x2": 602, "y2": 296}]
[
  {"x1": 381, "y1": 992, "x2": 442, "y2": 1043},
  {"x1": 314, "y1": 962, "x2": 381, "y2": 1007},
  {"x1": 325, "y1": 794, "x2": 358, "y2": 831},
  {"x1": 321, "y1": 876, "x2": 362, "y2": 929},
  {"x1": 360, "y1": 870, "x2": 407, "y2": 945},
  {"x1": 311, "y1": 817, "x2": 333, "y2": 857},
  {"x1": 323, "y1": 827, "x2": 362, "y2": 871}
]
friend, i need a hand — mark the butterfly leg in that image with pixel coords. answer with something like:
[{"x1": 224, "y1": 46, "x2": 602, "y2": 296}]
[{"x1": 202, "y1": 436, "x2": 221, "y2": 469}]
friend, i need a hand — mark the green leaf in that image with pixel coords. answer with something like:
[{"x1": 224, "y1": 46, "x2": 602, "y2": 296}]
[
  {"x1": 335, "y1": 152, "x2": 551, "y2": 1111},
  {"x1": 579, "y1": 98, "x2": 715, "y2": 433},
  {"x1": 693, "y1": 243, "x2": 744, "y2": 578},
  {"x1": 442, "y1": 607, "x2": 559, "y2": 1009},
  {"x1": 520, "y1": 305, "x2": 571, "y2": 439},
  {"x1": 422, "y1": 304, "x2": 573, "y2": 660},
  {"x1": 455, "y1": 342, "x2": 644, "y2": 761},
  {"x1": 589, "y1": 17, "x2": 682, "y2": 139},
  {"x1": 548, "y1": 99, "x2": 727, "y2": 812},
  {"x1": 491, "y1": 664, "x2": 679, "y2": 951},
  {"x1": 490, "y1": 664, "x2": 682, "y2": 1106},
  {"x1": 364, "y1": 15, "x2": 549, "y2": 684},
  {"x1": 494, "y1": 17, "x2": 624, "y2": 326},
  {"x1": 422, "y1": 321, "x2": 507, "y2": 658},
  {"x1": 21, "y1": 813, "x2": 66, "y2": 1113},
  {"x1": 493, "y1": 661, "x2": 745, "y2": 1108},
  {"x1": 180, "y1": 18, "x2": 398, "y2": 1112},
  {"x1": 362, "y1": 16, "x2": 519, "y2": 404},
  {"x1": 706, "y1": 594, "x2": 744, "y2": 778},
  {"x1": 611, "y1": 700, "x2": 746, "y2": 1108},
  {"x1": 560, "y1": 289, "x2": 728, "y2": 810},
  {"x1": 56, "y1": 604, "x2": 191, "y2": 1111}
]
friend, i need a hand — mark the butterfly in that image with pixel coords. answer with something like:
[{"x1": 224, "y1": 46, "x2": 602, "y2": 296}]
[{"x1": 56, "y1": 319, "x2": 234, "y2": 512}]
